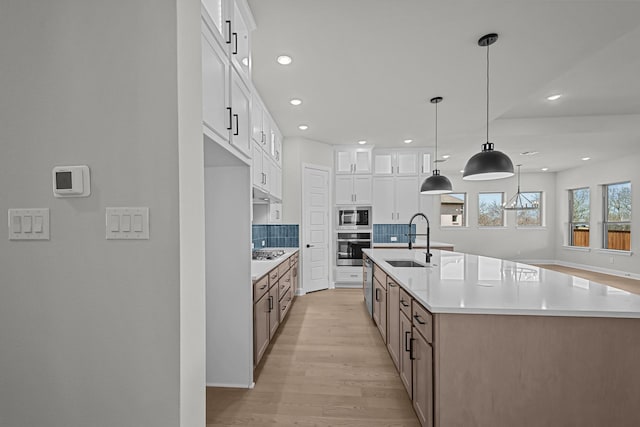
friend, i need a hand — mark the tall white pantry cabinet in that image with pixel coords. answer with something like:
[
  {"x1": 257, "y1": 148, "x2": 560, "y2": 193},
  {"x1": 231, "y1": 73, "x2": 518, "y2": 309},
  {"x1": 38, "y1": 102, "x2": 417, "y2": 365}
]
[{"x1": 201, "y1": 0, "x2": 284, "y2": 387}]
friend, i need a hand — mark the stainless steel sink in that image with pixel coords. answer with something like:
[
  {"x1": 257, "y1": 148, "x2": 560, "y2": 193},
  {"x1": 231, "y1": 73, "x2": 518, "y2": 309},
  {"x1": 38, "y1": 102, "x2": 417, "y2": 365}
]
[{"x1": 386, "y1": 260, "x2": 428, "y2": 268}]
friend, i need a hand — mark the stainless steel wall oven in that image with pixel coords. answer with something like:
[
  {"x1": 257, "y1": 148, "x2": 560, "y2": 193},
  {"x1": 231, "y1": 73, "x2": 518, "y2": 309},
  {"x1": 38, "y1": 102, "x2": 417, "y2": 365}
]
[{"x1": 336, "y1": 231, "x2": 371, "y2": 266}]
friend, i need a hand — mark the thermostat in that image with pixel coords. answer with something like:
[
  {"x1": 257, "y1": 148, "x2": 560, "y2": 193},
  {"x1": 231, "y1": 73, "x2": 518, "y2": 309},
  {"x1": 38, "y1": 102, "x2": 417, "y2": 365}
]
[{"x1": 52, "y1": 165, "x2": 91, "y2": 197}]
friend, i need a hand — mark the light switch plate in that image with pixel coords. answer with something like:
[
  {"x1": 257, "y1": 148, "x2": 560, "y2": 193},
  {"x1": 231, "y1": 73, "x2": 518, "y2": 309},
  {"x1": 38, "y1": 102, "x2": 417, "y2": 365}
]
[
  {"x1": 106, "y1": 207, "x2": 149, "y2": 240},
  {"x1": 8, "y1": 208, "x2": 50, "y2": 240}
]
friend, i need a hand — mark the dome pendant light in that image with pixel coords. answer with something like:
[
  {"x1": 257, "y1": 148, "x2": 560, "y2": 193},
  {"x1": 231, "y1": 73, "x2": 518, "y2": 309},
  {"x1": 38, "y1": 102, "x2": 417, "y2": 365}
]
[
  {"x1": 421, "y1": 97, "x2": 453, "y2": 195},
  {"x1": 503, "y1": 165, "x2": 539, "y2": 210},
  {"x1": 463, "y1": 33, "x2": 514, "y2": 181}
]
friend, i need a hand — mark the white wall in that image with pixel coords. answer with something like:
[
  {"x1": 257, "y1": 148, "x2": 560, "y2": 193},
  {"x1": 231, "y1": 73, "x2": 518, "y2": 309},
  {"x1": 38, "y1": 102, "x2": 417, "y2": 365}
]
[
  {"x1": 0, "y1": 1, "x2": 203, "y2": 426},
  {"x1": 555, "y1": 153, "x2": 640, "y2": 275},
  {"x1": 425, "y1": 172, "x2": 557, "y2": 262},
  {"x1": 282, "y1": 137, "x2": 334, "y2": 224},
  {"x1": 205, "y1": 161, "x2": 253, "y2": 387}
]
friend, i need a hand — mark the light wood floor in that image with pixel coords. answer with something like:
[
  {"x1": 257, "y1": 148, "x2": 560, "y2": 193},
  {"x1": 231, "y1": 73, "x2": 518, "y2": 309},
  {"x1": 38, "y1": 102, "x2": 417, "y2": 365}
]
[
  {"x1": 206, "y1": 289, "x2": 420, "y2": 426},
  {"x1": 535, "y1": 264, "x2": 640, "y2": 295}
]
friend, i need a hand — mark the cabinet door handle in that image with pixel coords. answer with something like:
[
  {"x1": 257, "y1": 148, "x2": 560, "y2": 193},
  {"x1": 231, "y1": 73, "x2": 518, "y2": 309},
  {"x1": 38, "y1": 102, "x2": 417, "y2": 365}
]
[
  {"x1": 268, "y1": 296, "x2": 273, "y2": 311},
  {"x1": 388, "y1": 281, "x2": 396, "y2": 287},
  {"x1": 261, "y1": 131, "x2": 265, "y2": 144},
  {"x1": 400, "y1": 299, "x2": 409, "y2": 308},
  {"x1": 232, "y1": 32, "x2": 238, "y2": 54},
  {"x1": 225, "y1": 20, "x2": 231, "y2": 44},
  {"x1": 259, "y1": 284, "x2": 267, "y2": 290},
  {"x1": 375, "y1": 288, "x2": 380, "y2": 302},
  {"x1": 226, "y1": 107, "x2": 232, "y2": 130},
  {"x1": 233, "y1": 114, "x2": 239, "y2": 136},
  {"x1": 409, "y1": 338, "x2": 416, "y2": 360},
  {"x1": 405, "y1": 331, "x2": 411, "y2": 352},
  {"x1": 414, "y1": 314, "x2": 426, "y2": 325}
]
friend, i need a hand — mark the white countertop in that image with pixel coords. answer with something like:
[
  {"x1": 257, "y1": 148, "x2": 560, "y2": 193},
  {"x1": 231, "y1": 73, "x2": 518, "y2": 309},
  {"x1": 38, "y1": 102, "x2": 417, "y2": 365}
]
[
  {"x1": 363, "y1": 248, "x2": 640, "y2": 318},
  {"x1": 373, "y1": 239, "x2": 453, "y2": 248},
  {"x1": 251, "y1": 248, "x2": 299, "y2": 281}
]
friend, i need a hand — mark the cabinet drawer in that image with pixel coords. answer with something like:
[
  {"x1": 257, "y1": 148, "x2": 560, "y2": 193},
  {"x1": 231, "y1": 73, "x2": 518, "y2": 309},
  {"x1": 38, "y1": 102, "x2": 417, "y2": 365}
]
[
  {"x1": 279, "y1": 286, "x2": 294, "y2": 321},
  {"x1": 278, "y1": 258, "x2": 291, "y2": 277},
  {"x1": 399, "y1": 287, "x2": 412, "y2": 318},
  {"x1": 373, "y1": 264, "x2": 387, "y2": 289},
  {"x1": 289, "y1": 252, "x2": 299, "y2": 267},
  {"x1": 253, "y1": 275, "x2": 269, "y2": 302},
  {"x1": 335, "y1": 269, "x2": 363, "y2": 282},
  {"x1": 412, "y1": 302, "x2": 433, "y2": 344},
  {"x1": 268, "y1": 267, "x2": 279, "y2": 288},
  {"x1": 279, "y1": 269, "x2": 292, "y2": 297}
]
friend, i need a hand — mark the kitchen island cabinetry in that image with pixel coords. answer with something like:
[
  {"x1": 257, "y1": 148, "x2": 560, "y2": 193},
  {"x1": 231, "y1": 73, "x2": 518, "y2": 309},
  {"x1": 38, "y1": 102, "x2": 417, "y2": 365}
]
[
  {"x1": 364, "y1": 248, "x2": 640, "y2": 427},
  {"x1": 386, "y1": 277, "x2": 400, "y2": 370}
]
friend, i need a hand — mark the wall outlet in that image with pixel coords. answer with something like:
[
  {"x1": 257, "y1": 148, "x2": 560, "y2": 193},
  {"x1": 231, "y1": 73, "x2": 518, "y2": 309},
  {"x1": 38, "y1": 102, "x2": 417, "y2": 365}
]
[
  {"x1": 390, "y1": 236, "x2": 398, "y2": 242},
  {"x1": 261, "y1": 240, "x2": 266, "y2": 247},
  {"x1": 251, "y1": 242, "x2": 254, "y2": 249}
]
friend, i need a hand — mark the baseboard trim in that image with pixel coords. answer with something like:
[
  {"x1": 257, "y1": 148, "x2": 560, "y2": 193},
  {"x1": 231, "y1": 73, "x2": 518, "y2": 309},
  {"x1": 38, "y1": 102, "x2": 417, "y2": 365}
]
[
  {"x1": 552, "y1": 260, "x2": 640, "y2": 280},
  {"x1": 206, "y1": 382, "x2": 253, "y2": 389}
]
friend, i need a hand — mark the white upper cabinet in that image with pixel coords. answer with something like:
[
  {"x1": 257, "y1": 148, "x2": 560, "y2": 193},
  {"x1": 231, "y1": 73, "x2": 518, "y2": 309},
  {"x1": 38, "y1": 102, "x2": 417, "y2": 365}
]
[
  {"x1": 420, "y1": 152, "x2": 432, "y2": 175},
  {"x1": 335, "y1": 175, "x2": 372, "y2": 205},
  {"x1": 201, "y1": 0, "x2": 227, "y2": 46},
  {"x1": 335, "y1": 149, "x2": 371, "y2": 174},
  {"x1": 252, "y1": 141, "x2": 265, "y2": 189},
  {"x1": 230, "y1": 1, "x2": 252, "y2": 80},
  {"x1": 230, "y1": 67, "x2": 251, "y2": 157},
  {"x1": 374, "y1": 150, "x2": 419, "y2": 176},
  {"x1": 202, "y1": 29, "x2": 230, "y2": 143},
  {"x1": 372, "y1": 175, "x2": 420, "y2": 224}
]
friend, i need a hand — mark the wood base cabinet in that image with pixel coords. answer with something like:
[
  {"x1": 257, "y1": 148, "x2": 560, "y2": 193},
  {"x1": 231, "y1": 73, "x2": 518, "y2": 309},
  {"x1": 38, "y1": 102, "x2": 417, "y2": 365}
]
[
  {"x1": 373, "y1": 276, "x2": 387, "y2": 343},
  {"x1": 399, "y1": 310, "x2": 413, "y2": 398},
  {"x1": 386, "y1": 278, "x2": 400, "y2": 370},
  {"x1": 253, "y1": 292, "x2": 270, "y2": 365},
  {"x1": 411, "y1": 326, "x2": 433, "y2": 427}
]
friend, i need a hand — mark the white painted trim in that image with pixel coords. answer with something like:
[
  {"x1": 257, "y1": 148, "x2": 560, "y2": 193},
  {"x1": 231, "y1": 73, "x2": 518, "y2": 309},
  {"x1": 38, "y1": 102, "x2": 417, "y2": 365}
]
[
  {"x1": 597, "y1": 248, "x2": 633, "y2": 256},
  {"x1": 206, "y1": 382, "x2": 253, "y2": 389},
  {"x1": 562, "y1": 245, "x2": 591, "y2": 252},
  {"x1": 295, "y1": 289, "x2": 306, "y2": 296},
  {"x1": 552, "y1": 260, "x2": 640, "y2": 280},
  {"x1": 515, "y1": 226, "x2": 547, "y2": 230},
  {"x1": 514, "y1": 259, "x2": 557, "y2": 265}
]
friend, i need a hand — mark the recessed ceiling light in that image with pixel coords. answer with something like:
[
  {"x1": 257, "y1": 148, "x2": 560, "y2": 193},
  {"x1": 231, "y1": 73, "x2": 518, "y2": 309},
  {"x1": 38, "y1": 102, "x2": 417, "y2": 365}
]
[
  {"x1": 520, "y1": 151, "x2": 539, "y2": 156},
  {"x1": 358, "y1": 140, "x2": 367, "y2": 145},
  {"x1": 541, "y1": 167, "x2": 549, "y2": 171},
  {"x1": 442, "y1": 154, "x2": 451, "y2": 159},
  {"x1": 298, "y1": 125, "x2": 308, "y2": 130},
  {"x1": 581, "y1": 157, "x2": 591, "y2": 161},
  {"x1": 404, "y1": 139, "x2": 413, "y2": 144},
  {"x1": 241, "y1": 57, "x2": 249, "y2": 66},
  {"x1": 290, "y1": 98, "x2": 302, "y2": 106},
  {"x1": 547, "y1": 94, "x2": 562, "y2": 101},
  {"x1": 276, "y1": 55, "x2": 292, "y2": 65}
]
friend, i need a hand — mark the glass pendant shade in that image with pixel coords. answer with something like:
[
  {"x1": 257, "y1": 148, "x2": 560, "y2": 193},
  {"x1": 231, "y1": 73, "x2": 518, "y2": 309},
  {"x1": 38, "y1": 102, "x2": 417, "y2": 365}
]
[
  {"x1": 421, "y1": 170, "x2": 453, "y2": 194},
  {"x1": 463, "y1": 142, "x2": 514, "y2": 181}
]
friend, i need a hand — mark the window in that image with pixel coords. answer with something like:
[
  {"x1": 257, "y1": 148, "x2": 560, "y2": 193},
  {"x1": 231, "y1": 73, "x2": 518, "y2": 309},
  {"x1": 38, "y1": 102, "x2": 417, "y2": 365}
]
[
  {"x1": 603, "y1": 182, "x2": 631, "y2": 251},
  {"x1": 569, "y1": 188, "x2": 590, "y2": 247},
  {"x1": 478, "y1": 192, "x2": 505, "y2": 227},
  {"x1": 516, "y1": 192, "x2": 543, "y2": 226},
  {"x1": 440, "y1": 193, "x2": 465, "y2": 227}
]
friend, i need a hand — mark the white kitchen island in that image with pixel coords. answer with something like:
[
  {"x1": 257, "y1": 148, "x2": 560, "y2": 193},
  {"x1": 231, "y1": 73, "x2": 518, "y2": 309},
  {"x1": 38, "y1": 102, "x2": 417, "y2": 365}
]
[{"x1": 363, "y1": 248, "x2": 640, "y2": 427}]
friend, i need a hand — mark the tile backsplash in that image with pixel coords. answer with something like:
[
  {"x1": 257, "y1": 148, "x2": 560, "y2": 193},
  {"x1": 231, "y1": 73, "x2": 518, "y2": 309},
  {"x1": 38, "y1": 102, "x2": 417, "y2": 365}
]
[
  {"x1": 252, "y1": 224, "x2": 299, "y2": 249},
  {"x1": 373, "y1": 224, "x2": 417, "y2": 244}
]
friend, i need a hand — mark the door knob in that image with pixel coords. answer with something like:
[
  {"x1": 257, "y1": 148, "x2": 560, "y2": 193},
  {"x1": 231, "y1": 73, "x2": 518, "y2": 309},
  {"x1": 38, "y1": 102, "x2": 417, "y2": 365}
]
[{"x1": 306, "y1": 244, "x2": 314, "y2": 248}]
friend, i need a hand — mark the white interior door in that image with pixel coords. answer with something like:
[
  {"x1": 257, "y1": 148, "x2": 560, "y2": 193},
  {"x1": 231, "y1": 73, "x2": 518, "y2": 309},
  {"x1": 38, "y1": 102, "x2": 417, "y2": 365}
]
[{"x1": 302, "y1": 165, "x2": 330, "y2": 293}]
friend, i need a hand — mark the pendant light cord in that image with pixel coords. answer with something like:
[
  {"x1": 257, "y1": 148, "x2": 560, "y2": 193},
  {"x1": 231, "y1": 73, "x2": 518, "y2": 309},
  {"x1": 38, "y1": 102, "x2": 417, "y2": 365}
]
[
  {"x1": 434, "y1": 101, "x2": 438, "y2": 165},
  {"x1": 486, "y1": 42, "x2": 490, "y2": 143}
]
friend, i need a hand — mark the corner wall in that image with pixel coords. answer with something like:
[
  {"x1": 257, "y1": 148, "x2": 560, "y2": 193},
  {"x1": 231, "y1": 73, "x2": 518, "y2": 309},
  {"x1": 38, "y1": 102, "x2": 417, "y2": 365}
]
[
  {"x1": 426, "y1": 172, "x2": 557, "y2": 262},
  {"x1": 555, "y1": 153, "x2": 640, "y2": 275},
  {"x1": 0, "y1": 1, "x2": 197, "y2": 425},
  {"x1": 282, "y1": 137, "x2": 334, "y2": 224}
]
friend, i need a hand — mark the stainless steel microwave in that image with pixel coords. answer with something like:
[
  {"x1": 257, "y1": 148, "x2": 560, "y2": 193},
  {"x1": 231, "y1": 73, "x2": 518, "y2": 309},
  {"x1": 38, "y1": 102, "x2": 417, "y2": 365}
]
[{"x1": 337, "y1": 206, "x2": 371, "y2": 229}]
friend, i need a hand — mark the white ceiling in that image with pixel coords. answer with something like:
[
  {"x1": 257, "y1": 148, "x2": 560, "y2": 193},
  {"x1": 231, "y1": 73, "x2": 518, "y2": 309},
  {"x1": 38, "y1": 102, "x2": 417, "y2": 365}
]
[{"x1": 247, "y1": 0, "x2": 640, "y2": 173}]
